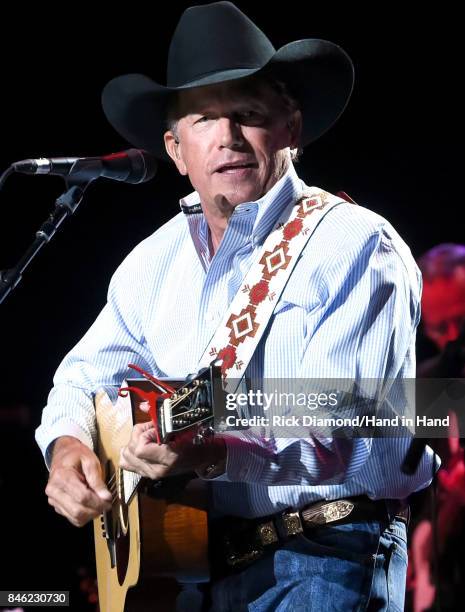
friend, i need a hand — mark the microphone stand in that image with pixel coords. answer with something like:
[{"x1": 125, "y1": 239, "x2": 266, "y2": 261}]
[{"x1": 0, "y1": 176, "x2": 93, "y2": 305}]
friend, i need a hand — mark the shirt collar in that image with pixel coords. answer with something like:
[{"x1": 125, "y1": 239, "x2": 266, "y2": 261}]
[{"x1": 179, "y1": 163, "x2": 305, "y2": 267}]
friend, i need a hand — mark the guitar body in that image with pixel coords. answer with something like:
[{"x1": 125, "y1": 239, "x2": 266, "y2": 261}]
[{"x1": 93, "y1": 382, "x2": 209, "y2": 612}]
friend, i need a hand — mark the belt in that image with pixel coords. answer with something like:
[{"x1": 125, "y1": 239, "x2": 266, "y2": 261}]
[{"x1": 212, "y1": 496, "x2": 409, "y2": 570}]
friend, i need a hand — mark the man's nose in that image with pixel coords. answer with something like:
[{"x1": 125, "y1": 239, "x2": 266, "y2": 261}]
[{"x1": 217, "y1": 117, "x2": 244, "y2": 148}]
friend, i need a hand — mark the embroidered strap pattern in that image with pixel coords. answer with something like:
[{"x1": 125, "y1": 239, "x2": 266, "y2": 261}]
[{"x1": 198, "y1": 188, "x2": 345, "y2": 383}]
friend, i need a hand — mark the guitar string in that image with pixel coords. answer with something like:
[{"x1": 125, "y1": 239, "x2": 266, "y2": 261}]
[
  {"x1": 102, "y1": 384, "x2": 205, "y2": 501},
  {"x1": 106, "y1": 472, "x2": 141, "y2": 503}
]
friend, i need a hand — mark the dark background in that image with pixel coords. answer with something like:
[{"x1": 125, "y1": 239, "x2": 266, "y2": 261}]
[{"x1": 0, "y1": 2, "x2": 462, "y2": 609}]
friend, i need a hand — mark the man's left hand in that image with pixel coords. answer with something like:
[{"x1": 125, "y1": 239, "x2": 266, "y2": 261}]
[{"x1": 119, "y1": 422, "x2": 226, "y2": 479}]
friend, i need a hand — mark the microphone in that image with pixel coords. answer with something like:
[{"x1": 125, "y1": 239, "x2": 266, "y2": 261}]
[{"x1": 11, "y1": 148, "x2": 157, "y2": 184}]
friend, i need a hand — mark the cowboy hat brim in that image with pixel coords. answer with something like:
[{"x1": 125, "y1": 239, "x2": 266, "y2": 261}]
[{"x1": 101, "y1": 39, "x2": 354, "y2": 160}]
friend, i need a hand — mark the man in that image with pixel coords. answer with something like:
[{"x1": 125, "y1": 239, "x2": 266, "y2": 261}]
[
  {"x1": 418, "y1": 243, "x2": 465, "y2": 377},
  {"x1": 36, "y1": 2, "x2": 435, "y2": 610},
  {"x1": 410, "y1": 243, "x2": 465, "y2": 612}
]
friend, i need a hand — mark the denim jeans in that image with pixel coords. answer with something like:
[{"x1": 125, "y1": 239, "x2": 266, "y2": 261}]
[{"x1": 207, "y1": 519, "x2": 408, "y2": 611}]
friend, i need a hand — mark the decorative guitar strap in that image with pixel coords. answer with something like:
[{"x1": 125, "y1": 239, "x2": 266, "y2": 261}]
[{"x1": 198, "y1": 187, "x2": 349, "y2": 388}]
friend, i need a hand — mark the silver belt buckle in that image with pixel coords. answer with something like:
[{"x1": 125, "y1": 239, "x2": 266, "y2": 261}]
[{"x1": 301, "y1": 499, "x2": 355, "y2": 527}]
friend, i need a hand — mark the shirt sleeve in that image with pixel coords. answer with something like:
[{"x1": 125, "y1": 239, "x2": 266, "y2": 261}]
[
  {"x1": 214, "y1": 223, "x2": 422, "y2": 486},
  {"x1": 35, "y1": 249, "x2": 157, "y2": 468}
]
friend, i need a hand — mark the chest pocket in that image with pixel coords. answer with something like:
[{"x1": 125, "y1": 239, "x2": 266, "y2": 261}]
[{"x1": 268, "y1": 275, "x2": 324, "y2": 348}]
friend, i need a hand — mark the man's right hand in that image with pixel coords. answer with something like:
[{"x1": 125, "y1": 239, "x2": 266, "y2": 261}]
[{"x1": 45, "y1": 436, "x2": 112, "y2": 527}]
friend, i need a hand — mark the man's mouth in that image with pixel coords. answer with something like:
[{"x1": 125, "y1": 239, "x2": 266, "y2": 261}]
[{"x1": 215, "y1": 161, "x2": 258, "y2": 173}]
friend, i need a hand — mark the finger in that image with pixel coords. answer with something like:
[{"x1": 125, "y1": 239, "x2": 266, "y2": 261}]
[
  {"x1": 127, "y1": 422, "x2": 154, "y2": 453},
  {"x1": 48, "y1": 466, "x2": 111, "y2": 513},
  {"x1": 134, "y1": 422, "x2": 156, "y2": 442},
  {"x1": 134, "y1": 431, "x2": 162, "y2": 458},
  {"x1": 48, "y1": 498, "x2": 75, "y2": 524},
  {"x1": 128, "y1": 425, "x2": 160, "y2": 457},
  {"x1": 119, "y1": 445, "x2": 149, "y2": 474},
  {"x1": 48, "y1": 496, "x2": 82, "y2": 527},
  {"x1": 141, "y1": 426, "x2": 159, "y2": 444},
  {"x1": 47, "y1": 488, "x2": 100, "y2": 527},
  {"x1": 137, "y1": 441, "x2": 176, "y2": 466},
  {"x1": 81, "y1": 455, "x2": 113, "y2": 502},
  {"x1": 134, "y1": 421, "x2": 154, "y2": 434},
  {"x1": 119, "y1": 446, "x2": 168, "y2": 479}
]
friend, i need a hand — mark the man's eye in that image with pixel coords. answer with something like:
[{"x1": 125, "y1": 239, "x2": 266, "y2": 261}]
[
  {"x1": 239, "y1": 110, "x2": 257, "y2": 119},
  {"x1": 196, "y1": 116, "x2": 210, "y2": 124},
  {"x1": 237, "y1": 110, "x2": 265, "y2": 124}
]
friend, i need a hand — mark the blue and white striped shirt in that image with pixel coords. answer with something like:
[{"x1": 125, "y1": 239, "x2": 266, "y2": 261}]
[{"x1": 36, "y1": 164, "x2": 435, "y2": 518}]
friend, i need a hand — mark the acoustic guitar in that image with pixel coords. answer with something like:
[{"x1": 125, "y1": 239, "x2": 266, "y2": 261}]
[{"x1": 93, "y1": 364, "x2": 223, "y2": 611}]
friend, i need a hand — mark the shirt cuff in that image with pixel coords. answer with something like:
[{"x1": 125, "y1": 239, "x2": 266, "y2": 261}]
[
  {"x1": 221, "y1": 433, "x2": 271, "y2": 483},
  {"x1": 36, "y1": 420, "x2": 94, "y2": 470}
]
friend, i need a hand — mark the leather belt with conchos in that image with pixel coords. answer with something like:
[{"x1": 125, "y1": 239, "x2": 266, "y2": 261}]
[{"x1": 198, "y1": 187, "x2": 346, "y2": 387}]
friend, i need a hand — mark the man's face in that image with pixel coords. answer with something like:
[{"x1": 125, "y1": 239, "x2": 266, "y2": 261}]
[
  {"x1": 164, "y1": 78, "x2": 301, "y2": 210},
  {"x1": 422, "y1": 269, "x2": 465, "y2": 350}
]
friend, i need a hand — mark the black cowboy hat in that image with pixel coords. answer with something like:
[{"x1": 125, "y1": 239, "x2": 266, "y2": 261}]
[{"x1": 102, "y1": 1, "x2": 354, "y2": 160}]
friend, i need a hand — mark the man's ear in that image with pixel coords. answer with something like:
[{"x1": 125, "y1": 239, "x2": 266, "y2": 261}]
[{"x1": 164, "y1": 131, "x2": 187, "y2": 175}]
